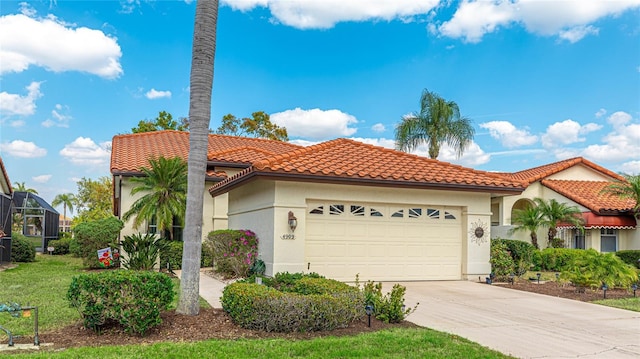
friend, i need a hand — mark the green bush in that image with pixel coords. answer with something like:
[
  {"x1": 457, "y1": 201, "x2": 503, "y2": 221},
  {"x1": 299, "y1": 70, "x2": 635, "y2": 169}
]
[
  {"x1": 121, "y1": 233, "x2": 168, "y2": 270},
  {"x1": 159, "y1": 241, "x2": 214, "y2": 271},
  {"x1": 490, "y1": 240, "x2": 514, "y2": 279},
  {"x1": 67, "y1": 270, "x2": 174, "y2": 335},
  {"x1": 10, "y1": 232, "x2": 36, "y2": 262},
  {"x1": 69, "y1": 237, "x2": 82, "y2": 257},
  {"x1": 204, "y1": 229, "x2": 258, "y2": 278},
  {"x1": 561, "y1": 249, "x2": 638, "y2": 289},
  {"x1": 616, "y1": 250, "x2": 640, "y2": 269},
  {"x1": 47, "y1": 237, "x2": 73, "y2": 255},
  {"x1": 221, "y1": 281, "x2": 363, "y2": 332},
  {"x1": 492, "y1": 238, "x2": 536, "y2": 275},
  {"x1": 539, "y1": 248, "x2": 585, "y2": 272},
  {"x1": 72, "y1": 217, "x2": 123, "y2": 269},
  {"x1": 549, "y1": 237, "x2": 565, "y2": 248}
]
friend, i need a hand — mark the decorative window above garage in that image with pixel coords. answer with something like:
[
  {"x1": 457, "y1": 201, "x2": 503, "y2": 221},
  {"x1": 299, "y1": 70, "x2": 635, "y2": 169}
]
[{"x1": 307, "y1": 202, "x2": 459, "y2": 222}]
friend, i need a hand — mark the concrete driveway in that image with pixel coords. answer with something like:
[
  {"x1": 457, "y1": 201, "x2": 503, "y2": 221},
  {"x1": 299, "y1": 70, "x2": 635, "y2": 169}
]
[{"x1": 388, "y1": 281, "x2": 640, "y2": 359}]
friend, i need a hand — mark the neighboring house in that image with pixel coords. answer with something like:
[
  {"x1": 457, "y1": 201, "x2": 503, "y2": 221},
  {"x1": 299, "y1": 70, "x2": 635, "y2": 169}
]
[
  {"x1": 0, "y1": 156, "x2": 13, "y2": 263},
  {"x1": 491, "y1": 157, "x2": 638, "y2": 252},
  {"x1": 59, "y1": 215, "x2": 73, "y2": 233}
]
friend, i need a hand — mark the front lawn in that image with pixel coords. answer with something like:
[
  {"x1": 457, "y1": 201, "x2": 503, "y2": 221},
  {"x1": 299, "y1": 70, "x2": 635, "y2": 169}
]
[{"x1": 593, "y1": 297, "x2": 640, "y2": 312}]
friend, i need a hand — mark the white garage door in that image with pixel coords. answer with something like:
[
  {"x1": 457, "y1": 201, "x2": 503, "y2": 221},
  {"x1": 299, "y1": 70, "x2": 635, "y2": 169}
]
[{"x1": 305, "y1": 201, "x2": 462, "y2": 282}]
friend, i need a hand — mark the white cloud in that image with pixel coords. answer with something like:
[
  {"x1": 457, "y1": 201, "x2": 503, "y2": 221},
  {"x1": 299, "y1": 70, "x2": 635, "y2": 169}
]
[
  {"x1": 437, "y1": 141, "x2": 491, "y2": 167},
  {"x1": 349, "y1": 137, "x2": 396, "y2": 149},
  {"x1": 541, "y1": 119, "x2": 602, "y2": 147},
  {"x1": 606, "y1": 110, "x2": 632, "y2": 128},
  {"x1": 371, "y1": 123, "x2": 386, "y2": 133},
  {"x1": 32, "y1": 174, "x2": 52, "y2": 183},
  {"x1": 619, "y1": 161, "x2": 640, "y2": 175},
  {"x1": 0, "y1": 12, "x2": 122, "y2": 78},
  {"x1": 435, "y1": 0, "x2": 640, "y2": 43},
  {"x1": 60, "y1": 137, "x2": 111, "y2": 166},
  {"x1": 42, "y1": 103, "x2": 72, "y2": 128},
  {"x1": 595, "y1": 108, "x2": 607, "y2": 118},
  {"x1": 479, "y1": 121, "x2": 537, "y2": 148},
  {"x1": 10, "y1": 120, "x2": 26, "y2": 127},
  {"x1": 0, "y1": 140, "x2": 47, "y2": 158},
  {"x1": 0, "y1": 81, "x2": 42, "y2": 117},
  {"x1": 271, "y1": 108, "x2": 358, "y2": 140},
  {"x1": 145, "y1": 88, "x2": 172, "y2": 99},
  {"x1": 581, "y1": 112, "x2": 640, "y2": 162},
  {"x1": 557, "y1": 25, "x2": 599, "y2": 43},
  {"x1": 222, "y1": 0, "x2": 440, "y2": 29}
]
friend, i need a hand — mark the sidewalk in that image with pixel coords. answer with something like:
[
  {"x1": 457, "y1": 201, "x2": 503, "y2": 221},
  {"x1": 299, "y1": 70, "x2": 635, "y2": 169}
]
[{"x1": 174, "y1": 269, "x2": 227, "y2": 308}]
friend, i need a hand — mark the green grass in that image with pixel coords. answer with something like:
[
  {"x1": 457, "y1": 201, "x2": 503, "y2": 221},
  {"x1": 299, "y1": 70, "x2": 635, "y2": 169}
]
[
  {"x1": 593, "y1": 297, "x2": 640, "y2": 312},
  {"x1": 24, "y1": 236, "x2": 43, "y2": 249},
  {"x1": 10, "y1": 328, "x2": 513, "y2": 359}
]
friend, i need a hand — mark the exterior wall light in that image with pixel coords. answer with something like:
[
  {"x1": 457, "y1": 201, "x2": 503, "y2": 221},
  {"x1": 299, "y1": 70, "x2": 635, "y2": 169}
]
[{"x1": 288, "y1": 211, "x2": 298, "y2": 232}]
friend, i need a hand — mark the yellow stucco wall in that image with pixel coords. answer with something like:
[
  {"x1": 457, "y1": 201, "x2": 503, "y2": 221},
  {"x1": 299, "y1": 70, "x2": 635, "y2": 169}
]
[{"x1": 225, "y1": 179, "x2": 493, "y2": 281}]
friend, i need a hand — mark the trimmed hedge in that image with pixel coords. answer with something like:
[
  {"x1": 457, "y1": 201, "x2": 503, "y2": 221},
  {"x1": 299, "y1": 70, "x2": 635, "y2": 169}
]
[
  {"x1": 222, "y1": 282, "x2": 363, "y2": 332},
  {"x1": 73, "y1": 217, "x2": 123, "y2": 268},
  {"x1": 539, "y1": 248, "x2": 585, "y2": 271},
  {"x1": 48, "y1": 237, "x2": 72, "y2": 255},
  {"x1": 159, "y1": 241, "x2": 213, "y2": 271},
  {"x1": 67, "y1": 270, "x2": 174, "y2": 335},
  {"x1": 491, "y1": 239, "x2": 537, "y2": 276},
  {"x1": 10, "y1": 232, "x2": 35, "y2": 262},
  {"x1": 616, "y1": 250, "x2": 640, "y2": 269}
]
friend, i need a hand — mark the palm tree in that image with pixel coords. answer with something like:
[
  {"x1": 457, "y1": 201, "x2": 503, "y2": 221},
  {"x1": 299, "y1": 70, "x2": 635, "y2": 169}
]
[
  {"x1": 13, "y1": 182, "x2": 38, "y2": 194},
  {"x1": 534, "y1": 198, "x2": 584, "y2": 247},
  {"x1": 509, "y1": 204, "x2": 545, "y2": 249},
  {"x1": 52, "y1": 193, "x2": 75, "y2": 225},
  {"x1": 122, "y1": 156, "x2": 187, "y2": 240},
  {"x1": 178, "y1": 0, "x2": 219, "y2": 316},
  {"x1": 395, "y1": 89, "x2": 474, "y2": 159},
  {"x1": 600, "y1": 174, "x2": 640, "y2": 218}
]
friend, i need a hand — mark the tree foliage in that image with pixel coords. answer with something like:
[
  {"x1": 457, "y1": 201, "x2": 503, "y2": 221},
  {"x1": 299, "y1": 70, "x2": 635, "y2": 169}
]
[
  {"x1": 216, "y1": 111, "x2": 288, "y2": 141},
  {"x1": 122, "y1": 156, "x2": 187, "y2": 240},
  {"x1": 52, "y1": 193, "x2": 75, "y2": 221},
  {"x1": 73, "y1": 177, "x2": 113, "y2": 225},
  {"x1": 601, "y1": 174, "x2": 640, "y2": 217},
  {"x1": 509, "y1": 204, "x2": 545, "y2": 249},
  {"x1": 534, "y1": 198, "x2": 584, "y2": 246},
  {"x1": 13, "y1": 182, "x2": 38, "y2": 194},
  {"x1": 131, "y1": 111, "x2": 189, "y2": 133},
  {"x1": 395, "y1": 89, "x2": 474, "y2": 159}
]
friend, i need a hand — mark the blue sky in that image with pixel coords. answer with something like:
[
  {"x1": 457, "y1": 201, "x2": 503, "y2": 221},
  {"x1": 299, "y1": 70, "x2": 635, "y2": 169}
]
[{"x1": 1, "y1": 0, "x2": 639, "y2": 214}]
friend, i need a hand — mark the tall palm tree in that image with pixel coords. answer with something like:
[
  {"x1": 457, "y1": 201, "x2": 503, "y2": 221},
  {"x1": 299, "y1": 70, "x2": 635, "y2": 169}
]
[
  {"x1": 395, "y1": 89, "x2": 474, "y2": 159},
  {"x1": 122, "y1": 156, "x2": 187, "y2": 240},
  {"x1": 52, "y1": 193, "x2": 75, "y2": 224},
  {"x1": 509, "y1": 204, "x2": 545, "y2": 249},
  {"x1": 13, "y1": 182, "x2": 38, "y2": 194},
  {"x1": 534, "y1": 198, "x2": 584, "y2": 247},
  {"x1": 600, "y1": 174, "x2": 640, "y2": 218},
  {"x1": 178, "y1": 0, "x2": 218, "y2": 316}
]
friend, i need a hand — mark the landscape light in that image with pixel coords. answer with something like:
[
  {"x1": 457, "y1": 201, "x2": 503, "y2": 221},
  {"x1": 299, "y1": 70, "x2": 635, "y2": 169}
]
[
  {"x1": 601, "y1": 283, "x2": 608, "y2": 299},
  {"x1": 365, "y1": 304, "x2": 374, "y2": 327},
  {"x1": 536, "y1": 273, "x2": 541, "y2": 284},
  {"x1": 632, "y1": 284, "x2": 637, "y2": 298},
  {"x1": 555, "y1": 273, "x2": 560, "y2": 281},
  {"x1": 509, "y1": 273, "x2": 515, "y2": 285}
]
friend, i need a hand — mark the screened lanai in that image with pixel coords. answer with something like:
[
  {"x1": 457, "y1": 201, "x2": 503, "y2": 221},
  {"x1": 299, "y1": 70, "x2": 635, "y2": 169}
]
[{"x1": 12, "y1": 191, "x2": 59, "y2": 250}]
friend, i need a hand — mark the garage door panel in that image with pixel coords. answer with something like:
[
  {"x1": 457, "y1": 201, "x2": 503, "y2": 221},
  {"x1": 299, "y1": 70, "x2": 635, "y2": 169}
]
[{"x1": 306, "y1": 201, "x2": 462, "y2": 281}]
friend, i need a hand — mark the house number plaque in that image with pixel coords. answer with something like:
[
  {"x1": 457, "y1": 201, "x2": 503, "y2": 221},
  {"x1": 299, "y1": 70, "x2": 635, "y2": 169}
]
[{"x1": 280, "y1": 234, "x2": 295, "y2": 240}]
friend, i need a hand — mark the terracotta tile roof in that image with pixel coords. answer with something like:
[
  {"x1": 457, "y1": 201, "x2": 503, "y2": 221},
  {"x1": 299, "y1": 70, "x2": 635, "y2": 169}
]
[
  {"x1": 0, "y1": 156, "x2": 11, "y2": 194},
  {"x1": 542, "y1": 179, "x2": 635, "y2": 213},
  {"x1": 501, "y1": 157, "x2": 625, "y2": 185},
  {"x1": 110, "y1": 130, "x2": 302, "y2": 175},
  {"x1": 210, "y1": 138, "x2": 526, "y2": 195}
]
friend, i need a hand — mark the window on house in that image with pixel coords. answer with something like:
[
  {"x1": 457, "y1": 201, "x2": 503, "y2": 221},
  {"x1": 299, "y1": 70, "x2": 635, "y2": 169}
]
[
  {"x1": 444, "y1": 211, "x2": 456, "y2": 220},
  {"x1": 351, "y1": 205, "x2": 365, "y2": 216},
  {"x1": 408, "y1": 208, "x2": 422, "y2": 218},
  {"x1": 573, "y1": 233, "x2": 585, "y2": 249},
  {"x1": 600, "y1": 229, "x2": 617, "y2": 252},
  {"x1": 309, "y1": 206, "x2": 324, "y2": 215},
  {"x1": 391, "y1": 209, "x2": 404, "y2": 218},
  {"x1": 147, "y1": 216, "x2": 183, "y2": 241},
  {"x1": 370, "y1": 208, "x2": 383, "y2": 217},
  {"x1": 426, "y1": 209, "x2": 439, "y2": 219},
  {"x1": 329, "y1": 204, "x2": 344, "y2": 215}
]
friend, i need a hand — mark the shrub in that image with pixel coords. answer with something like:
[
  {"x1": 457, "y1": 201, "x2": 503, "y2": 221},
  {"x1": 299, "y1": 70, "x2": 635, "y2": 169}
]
[
  {"x1": 221, "y1": 280, "x2": 363, "y2": 332},
  {"x1": 561, "y1": 249, "x2": 638, "y2": 289},
  {"x1": 72, "y1": 217, "x2": 123, "y2": 269},
  {"x1": 48, "y1": 237, "x2": 72, "y2": 255},
  {"x1": 357, "y1": 275, "x2": 417, "y2": 324},
  {"x1": 492, "y1": 238, "x2": 536, "y2": 275},
  {"x1": 69, "y1": 237, "x2": 82, "y2": 257},
  {"x1": 616, "y1": 250, "x2": 640, "y2": 269},
  {"x1": 490, "y1": 240, "x2": 514, "y2": 279},
  {"x1": 539, "y1": 248, "x2": 585, "y2": 272},
  {"x1": 549, "y1": 237, "x2": 565, "y2": 248},
  {"x1": 67, "y1": 270, "x2": 174, "y2": 335},
  {"x1": 159, "y1": 241, "x2": 214, "y2": 271},
  {"x1": 121, "y1": 233, "x2": 168, "y2": 270},
  {"x1": 10, "y1": 232, "x2": 36, "y2": 262},
  {"x1": 204, "y1": 229, "x2": 258, "y2": 278}
]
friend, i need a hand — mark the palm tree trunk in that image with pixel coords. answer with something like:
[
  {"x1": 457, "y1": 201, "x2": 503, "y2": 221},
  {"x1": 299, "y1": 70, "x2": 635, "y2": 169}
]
[{"x1": 177, "y1": 0, "x2": 219, "y2": 316}]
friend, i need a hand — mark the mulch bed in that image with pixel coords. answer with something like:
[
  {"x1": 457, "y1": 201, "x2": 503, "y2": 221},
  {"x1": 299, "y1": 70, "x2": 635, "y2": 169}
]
[{"x1": 492, "y1": 278, "x2": 637, "y2": 302}]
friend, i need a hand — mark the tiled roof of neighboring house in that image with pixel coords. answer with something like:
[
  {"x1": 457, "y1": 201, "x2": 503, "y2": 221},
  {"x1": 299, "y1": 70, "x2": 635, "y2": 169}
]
[
  {"x1": 542, "y1": 179, "x2": 635, "y2": 213},
  {"x1": 0, "y1": 156, "x2": 12, "y2": 195},
  {"x1": 110, "y1": 130, "x2": 302, "y2": 176},
  {"x1": 210, "y1": 138, "x2": 526, "y2": 195},
  {"x1": 498, "y1": 157, "x2": 625, "y2": 185}
]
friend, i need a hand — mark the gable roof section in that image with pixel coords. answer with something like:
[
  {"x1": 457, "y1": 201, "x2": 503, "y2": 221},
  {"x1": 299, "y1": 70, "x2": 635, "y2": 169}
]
[
  {"x1": 542, "y1": 179, "x2": 635, "y2": 214},
  {"x1": 500, "y1": 157, "x2": 624, "y2": 185},
  {"x1": 110, "y1": 130, "x2": 302, "y2": 175},
  {"x1": 210, "y1": 138, "x2": 526, "y2": 196}
]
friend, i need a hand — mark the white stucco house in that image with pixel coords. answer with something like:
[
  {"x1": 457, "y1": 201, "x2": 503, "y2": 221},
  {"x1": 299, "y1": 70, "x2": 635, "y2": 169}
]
[{"x1": 110, "y1": 131, "x2": 638, "y2": 282}]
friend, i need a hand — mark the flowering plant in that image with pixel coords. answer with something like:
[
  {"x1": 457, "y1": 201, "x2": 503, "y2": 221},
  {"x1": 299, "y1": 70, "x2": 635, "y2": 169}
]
[{"x1": 205, "y1": 229, "x2": 259, "y2": 278}]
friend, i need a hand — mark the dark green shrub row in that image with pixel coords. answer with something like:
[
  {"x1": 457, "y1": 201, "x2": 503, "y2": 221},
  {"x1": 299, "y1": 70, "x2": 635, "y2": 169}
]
[
  {"x1": 242, "y1": 272, "x2": 324, "y2": 292},
  {"x1": 73, "y1": 217, "x2": 123, "y2": 268},
  {"x1": 159, "y1": 240, "x2": 212, "y2": 271},
  {"x1": 67, "y1": 270, "x2": 174, "y2": 335},
  {"x1": 221, "y1": 282, "x2": 363, "y2": 332},
  {"x1": 561, "y1": 249, "x2": 638, "y2": 288},
  {"x1": 538, "y1": 248, "x2": 585, "y2": 272},
  {"x1": 491, "y1": 238, "x2": 537, "y2": 275},
  {"x1": 10, "y1": 232, "x2": 35, "y2": 262},
  {"x1": 48, "y1": 237, "x2": 73, "y2": 255},
  {"x1": 616, "y1": 250, "x2": 640, "y2": 269}
]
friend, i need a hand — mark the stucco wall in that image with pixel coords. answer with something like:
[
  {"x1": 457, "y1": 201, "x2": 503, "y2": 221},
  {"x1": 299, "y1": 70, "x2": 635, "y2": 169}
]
[{"x1": 224, "y1": 179, "x2": 493, "y2": 280}]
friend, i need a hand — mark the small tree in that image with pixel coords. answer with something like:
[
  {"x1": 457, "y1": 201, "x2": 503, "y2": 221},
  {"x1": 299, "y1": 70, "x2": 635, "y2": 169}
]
[
  {"x1": 216, "y1": 111, "x2": 288, "y2": 141},
  {"x1": 601, "y1": 174, "x2": 640, "y2": 218},
  {"x1": 509, "y1": 205, "x2": 544, "y2": 249},
  {"x1": 52, "y1": 193, "x2": 75, "y2": 224},
  {"x1": 534, "y1": 198, "x2": 584, "y2": 247},
  {"x1": 132, "y1": 111, "x2": 189, "y2": 133},
  {"x1": 73, "y1": 217, "x2": 123, "y2": 268}
]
